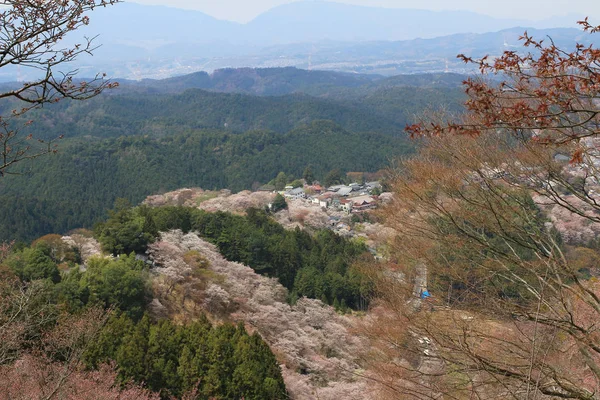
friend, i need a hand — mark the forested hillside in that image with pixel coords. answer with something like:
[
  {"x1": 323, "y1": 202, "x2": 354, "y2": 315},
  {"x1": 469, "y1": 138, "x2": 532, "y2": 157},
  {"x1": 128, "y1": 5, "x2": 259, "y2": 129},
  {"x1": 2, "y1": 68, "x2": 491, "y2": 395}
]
[
  {"x1": 0, "y1": 68, "x2": 464, "y2": 241},
  {"x1": 94, "y1": 204, "x2": 371, "y2": 310},
  {"x1": 2, "y1": 239, "x2": 287, "y2": 399},
  {"x1": 16, "y1": 75, "x2": 464, "y2": 139},
  {"x1": 20, "y1": 89, "x2": 401, "y2": 137},
  {"x1": 0, "y1": 121, "x2": 410, "y2": 241},
  {"x1": 124, "y1": 67, "x2": 379, "y2": 95},
  {"x1": 123, "y1": 68, "x2": 467, "y2": 96}
]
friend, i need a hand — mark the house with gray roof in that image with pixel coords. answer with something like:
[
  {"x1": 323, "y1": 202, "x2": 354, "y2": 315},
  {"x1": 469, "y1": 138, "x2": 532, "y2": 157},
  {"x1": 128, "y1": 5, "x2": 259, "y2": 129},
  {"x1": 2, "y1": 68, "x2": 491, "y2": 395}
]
[
  {"x1": 337, "y1": 186, "x2": 353, "y2": 196},
  {"x1": 284, "y1": 187, "x2": 306, "y2": 199}
]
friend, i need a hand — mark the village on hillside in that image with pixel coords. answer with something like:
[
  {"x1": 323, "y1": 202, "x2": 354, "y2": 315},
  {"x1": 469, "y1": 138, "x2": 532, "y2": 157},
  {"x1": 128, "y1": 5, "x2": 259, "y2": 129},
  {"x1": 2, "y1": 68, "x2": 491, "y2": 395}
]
[
  {"x1": 143, "y1": 178, "x2": 393, "y2": 253},
  {"x1": 268, "y1": 181, "x2": 384, "y2": 214},
  {"x1": 263, "y1": 180, "x2": 391, "y2": 242}
]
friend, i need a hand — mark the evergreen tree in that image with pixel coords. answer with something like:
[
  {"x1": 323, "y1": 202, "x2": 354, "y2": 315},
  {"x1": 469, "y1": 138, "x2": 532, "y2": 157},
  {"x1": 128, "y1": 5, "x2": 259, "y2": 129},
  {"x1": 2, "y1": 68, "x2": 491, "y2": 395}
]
[
  {"x1": 270, "y1": 193, "x2": 288, "y2": 213},
  {"x1": 273, "y1": 171, "x2": 288, "y2": 191},
  {"x1": 302, "y1": 165, "x2": 315, "y2": 185},
  {"x1": 324, "y1": 168, "x2": 343, "y2": 187},
  {"x1": 82, "y1": 255, "x2": 147, "y2": 319},
  {"x1": 116, "y1": 314, "x2": 151, "y2": 384}
]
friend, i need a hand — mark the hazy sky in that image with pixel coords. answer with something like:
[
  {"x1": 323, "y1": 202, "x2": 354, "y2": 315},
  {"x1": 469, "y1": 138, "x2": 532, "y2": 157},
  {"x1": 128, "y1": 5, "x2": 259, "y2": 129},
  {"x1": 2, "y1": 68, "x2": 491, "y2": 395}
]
[{"x1": 130, "y1": 0, "x2": 600, "y2": 23}]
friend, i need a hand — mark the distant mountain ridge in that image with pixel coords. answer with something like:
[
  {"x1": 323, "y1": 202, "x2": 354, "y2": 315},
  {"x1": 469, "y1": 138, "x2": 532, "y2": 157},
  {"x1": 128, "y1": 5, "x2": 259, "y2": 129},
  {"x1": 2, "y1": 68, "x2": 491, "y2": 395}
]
[
  {"x1": 102, "y1": 1, "x2": 584, "y2": 46},
  {"x1": 123, "y1": 67, "x2": 378, "y2": 95},
  {"x1": 244, "y1": 2, "x2": 529, "y2": 43},
  {"x1": 270, "y1": 26, "x2": 598, "y2": 75},
  {"x1": 0, "y1": 2, "x2": 591, "y2": 81},
  {"x1": 118, "y1": 67, "x2": 466, "y2": 96},
  {"x1": 80, "y1": 2, "x2": 585, "y2": 51},
  {"x1": 97, "y1": 26, "x2": 595, "y2": 79},
  {"x1": 12, "y1": 69, "x2": 465, "y2": 142}
]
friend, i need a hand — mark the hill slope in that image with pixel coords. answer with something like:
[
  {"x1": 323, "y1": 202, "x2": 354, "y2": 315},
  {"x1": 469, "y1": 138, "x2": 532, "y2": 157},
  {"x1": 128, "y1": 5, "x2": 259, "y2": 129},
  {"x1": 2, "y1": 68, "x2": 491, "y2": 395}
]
[
  {"x1": 0, "y1": 122, "x2": 412, "y2": 241},
  {"x1": 15, "y1": 71, "x2": 465, "y2": 139}
]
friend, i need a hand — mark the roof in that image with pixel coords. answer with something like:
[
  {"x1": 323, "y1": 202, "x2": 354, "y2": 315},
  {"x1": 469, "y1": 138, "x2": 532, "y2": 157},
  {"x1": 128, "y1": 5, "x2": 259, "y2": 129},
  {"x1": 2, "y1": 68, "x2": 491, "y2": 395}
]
[
  {"x1": 337, "y1": 187, "x2": 353, "y2": 196},
  {"x1": 351, "y1": 195, "x2": 375, "y2": 205},
  {"x1": 288, "y1": 187, "x2": 305, "y2": 195}
]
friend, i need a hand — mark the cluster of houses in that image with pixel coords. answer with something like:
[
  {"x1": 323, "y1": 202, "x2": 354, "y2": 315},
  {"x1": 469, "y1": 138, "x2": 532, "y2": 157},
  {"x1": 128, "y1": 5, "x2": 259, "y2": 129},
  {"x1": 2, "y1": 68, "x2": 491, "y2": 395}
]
[{"x1": 281, "y1": 181, "x2": 382, "y2": 213}]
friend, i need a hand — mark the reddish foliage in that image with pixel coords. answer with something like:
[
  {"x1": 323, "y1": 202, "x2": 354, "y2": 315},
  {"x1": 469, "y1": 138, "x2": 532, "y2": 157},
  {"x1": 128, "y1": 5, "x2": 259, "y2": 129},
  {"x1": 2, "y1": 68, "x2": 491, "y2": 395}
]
[
  {"x1": 0, "y1": 355, "x2": 159, "y2": 400},
  {"x1": 409, "y1": 21, "x2": 600, "y2": 153}
]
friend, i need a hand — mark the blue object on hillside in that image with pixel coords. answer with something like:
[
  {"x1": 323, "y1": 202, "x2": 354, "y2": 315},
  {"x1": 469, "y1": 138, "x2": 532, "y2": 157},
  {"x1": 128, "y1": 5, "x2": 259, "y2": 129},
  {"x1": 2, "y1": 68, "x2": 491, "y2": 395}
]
[{"x1": 420, "y1": 289, "x2": 431, "y2": 299}]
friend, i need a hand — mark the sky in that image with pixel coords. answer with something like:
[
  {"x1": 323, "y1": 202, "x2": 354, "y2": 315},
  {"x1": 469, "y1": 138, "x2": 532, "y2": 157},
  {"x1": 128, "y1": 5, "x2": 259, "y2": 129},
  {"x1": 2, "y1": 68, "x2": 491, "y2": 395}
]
[{"x1": 130, "y1": 0, "x2": 600, "y2": 23}]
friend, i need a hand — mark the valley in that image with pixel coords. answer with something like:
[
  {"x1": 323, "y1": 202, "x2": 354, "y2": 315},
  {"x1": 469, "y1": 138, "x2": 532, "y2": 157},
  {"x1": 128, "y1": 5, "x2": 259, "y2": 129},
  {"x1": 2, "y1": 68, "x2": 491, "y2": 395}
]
[{"x1": 3, "y1": 1, "x2": 600, "y2": 398}]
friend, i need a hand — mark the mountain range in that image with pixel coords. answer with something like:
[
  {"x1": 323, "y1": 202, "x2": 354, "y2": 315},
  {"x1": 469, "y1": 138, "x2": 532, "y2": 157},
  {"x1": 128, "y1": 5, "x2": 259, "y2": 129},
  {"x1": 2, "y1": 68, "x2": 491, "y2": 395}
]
[
  {"x1": 82, "y1": 1, "x2": 584, "y2": 46},
  {"x1": 0, "y1": 2, "x2": 593, "y2": 81}
]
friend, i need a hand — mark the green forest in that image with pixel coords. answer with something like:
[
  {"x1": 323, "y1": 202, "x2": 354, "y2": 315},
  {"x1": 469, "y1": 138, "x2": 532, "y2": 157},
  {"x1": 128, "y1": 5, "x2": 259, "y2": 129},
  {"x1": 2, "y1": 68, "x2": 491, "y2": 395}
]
[
  {"x1": 0, "y1": 197, "x2": 373, "y2": 397},
  {"x1": 86, "y1": 315, "x2": 285, "y2": 399},
  {"x1": 3, "y1": 0, "x2": 600, "y2": 396},
  {"x1": 0, "y1": 121, "x2": 411, "y2": 242},
  {"x1": 121, "y1": 68, "x2": 467, "y2": 97},
  {"x1": 95, "y1": 203, "x2": 372, "y2": 310},
  {"x1": 2, "y1": 237, "x2": 287, "y2": 399},
  {"x1": 14, "y1": 70, "x2": 464, "y2": 140},
  {"x1": 0, "y1": 68, "x2": 465, "y2": 242}
]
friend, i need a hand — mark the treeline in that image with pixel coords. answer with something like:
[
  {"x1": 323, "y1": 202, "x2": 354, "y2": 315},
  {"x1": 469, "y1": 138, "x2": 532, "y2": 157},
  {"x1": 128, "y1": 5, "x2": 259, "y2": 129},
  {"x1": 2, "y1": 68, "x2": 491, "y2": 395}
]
[
  {"x1": 20, "y1": 88, "x2": 402, "y2": 139},
  {"x1": 86, "y1": 315, "x2": 285, "y2": 399},
  {"x1": 14, "y1": 73, "x2": 464, "y2": 140},
  {"x1": 1, "y1": 235, "x2": 287, "y2": 399},
  {"x1": 125, "y1": 67, "x2": 378, "y2": 96},
  {"x1": 0, "y1": 121, "x2": 410, "y2": 242},
  {"x1": 95, "y1": 204, "x2": 372, "y2": 310}
]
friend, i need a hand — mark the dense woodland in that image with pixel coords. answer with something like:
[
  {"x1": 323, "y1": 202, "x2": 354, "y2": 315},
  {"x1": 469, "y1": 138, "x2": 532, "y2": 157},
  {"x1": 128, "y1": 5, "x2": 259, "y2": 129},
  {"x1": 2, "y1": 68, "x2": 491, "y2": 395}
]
[
  {"x1": 0, "y1": 198, "x2": 371, "y2": 397},
  {"x1": 7, "y1": 73, "x2": 465, "y2": 140},
  {"x1": 0, "y1": 68, "x2": 465, "y2": 242},
  {"x1": 85, "y1": 315, "x2": 285, "y2": 399},
  {"x1": 0, "y1": 67, "x2": 459, "y2": 397},
  {"x1": 95, "y1": 203, "x2": 371, "y2": 310},
  {"x1": 4, "y1": 1, "x2": 600, "y2": 397},
  {"x1": 0, "y1": 121, "x2": 410, "y2": 242},
  {"x1": 122, "y1": 68, "x2": 468, "y2": 96},
  {"x1": 2, "y1": 236, "x2": 287, "y2": 399}
]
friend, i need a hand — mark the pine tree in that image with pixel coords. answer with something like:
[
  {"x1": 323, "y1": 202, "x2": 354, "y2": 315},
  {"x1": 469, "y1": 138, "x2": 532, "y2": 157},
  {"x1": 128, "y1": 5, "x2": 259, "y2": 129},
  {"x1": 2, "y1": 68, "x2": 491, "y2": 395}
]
[
  {"x1": 302, "y1": 165, "x2": 315, "y2": 185},
  {"x1": 116, "y1": 315, "x2": 151, "y2": 384},
  {"x1": 270, "y1": 194, "x2": 288, "y2": 213}
]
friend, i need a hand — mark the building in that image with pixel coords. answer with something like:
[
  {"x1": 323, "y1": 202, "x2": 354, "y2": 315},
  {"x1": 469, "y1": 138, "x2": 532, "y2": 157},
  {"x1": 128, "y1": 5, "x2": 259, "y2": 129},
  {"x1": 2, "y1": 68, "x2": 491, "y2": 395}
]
[
  {"x1": 340, "y1": 199, "x2": 353, "y2": 213},
  {"x1": 337, "y1": 186, "x2": 353, "y2": 196},
  {"x1": 327, "y1": 185, "x2": 344, "y2": 192},
  {"x1": 351, "y1": 195, "x2": 377, "y2": 212},
  {"x1": 284, "y1": 187, "x2": 306, "y2": 199}
]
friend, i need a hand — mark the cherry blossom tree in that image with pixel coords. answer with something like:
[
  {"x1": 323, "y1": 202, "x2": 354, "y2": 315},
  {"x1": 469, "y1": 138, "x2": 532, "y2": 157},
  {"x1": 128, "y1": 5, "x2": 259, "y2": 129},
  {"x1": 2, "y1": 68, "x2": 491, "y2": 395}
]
[{"x1": 369, "y1": 19, "x2": 600, "y2": 399}]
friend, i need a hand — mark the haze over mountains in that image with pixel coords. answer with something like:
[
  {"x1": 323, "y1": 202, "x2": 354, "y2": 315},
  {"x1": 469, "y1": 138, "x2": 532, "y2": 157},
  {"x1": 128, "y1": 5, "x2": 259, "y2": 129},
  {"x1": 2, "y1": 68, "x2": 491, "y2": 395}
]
[
  {"x1": 0, "y1": 1, "x2": 592, "y2": 81},
  {"x1": 88, "y1": 1, "x2": 583, "y2": 45}
]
